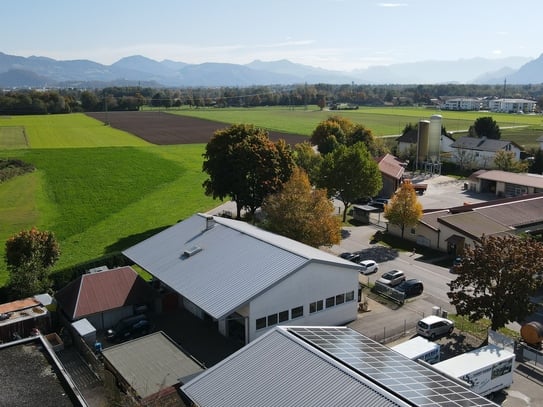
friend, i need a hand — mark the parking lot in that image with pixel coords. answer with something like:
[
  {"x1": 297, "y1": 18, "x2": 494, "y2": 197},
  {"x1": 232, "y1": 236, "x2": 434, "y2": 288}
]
[{"x1": 326, "y1": 174, "x2": 543, "y2": 406}]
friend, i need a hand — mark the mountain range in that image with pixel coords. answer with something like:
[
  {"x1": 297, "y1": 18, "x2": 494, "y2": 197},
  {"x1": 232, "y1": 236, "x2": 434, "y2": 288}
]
[{"x1": 0, "y1": 51, "x2": 542, "y2": 88}]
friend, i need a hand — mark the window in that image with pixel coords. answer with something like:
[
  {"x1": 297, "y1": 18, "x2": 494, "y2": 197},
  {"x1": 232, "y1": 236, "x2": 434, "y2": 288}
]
[
  {"x1": 310, "y1": 300, "x2": 323, "y2": 314},
  {"x1": 256, "y1": 317, "x2": 266, "y2": 330},
  {"x1": 278, "y1": 310, "x2": 289, "y2": 322},
  {"x1": 267, "y1": 313, "x2": 278, "y2": 326},
  {"x1": 336, "y1": 293, "x2": 345, "y2": 305},
  {"x1": 325, "y1": 296, "x2": 335, "y2": 308},
  {"x1": 410, "y1": 227, "x2": 416, "y2": 235},
  {"x1": 291, "y1": 306, "x2": 303, "y2": 319},
  {"x1": 346, "y1": 291, "x2": 354, "y2": 302}
]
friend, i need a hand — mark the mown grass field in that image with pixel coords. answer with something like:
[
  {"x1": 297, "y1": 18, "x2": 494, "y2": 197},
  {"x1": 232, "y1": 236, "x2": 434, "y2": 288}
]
[
  {"x1": 0, "y1": 107, "x2": 542, "y2": 288},
  {"x1": 0, "y1": 114, "x2": 217, "y2": 287},
  {"x1": 167, "y1": 105, "x2": 543, "y2": 149}
]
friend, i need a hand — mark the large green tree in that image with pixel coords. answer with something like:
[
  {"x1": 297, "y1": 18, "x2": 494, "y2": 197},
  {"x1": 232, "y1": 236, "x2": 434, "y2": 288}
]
[
  {"x1": 310, "y1": 116, "x2": 354, "y2": 155},
  {"x1": 469, "y1": 116, "x2": 501, "y2": 140},
  {"x1": 202, "y1": 124, "x2": 294, "y2": 219},
  {"x1": 5, "y1": 227, "x2": 60, "y2": 299},
  {"x1": 448, "y1": 235, "x2": 543, "y2": 331},
  {"x1": 262, "y1": 167, "x2": 341, "y2": 247},
  {"x1": 384, "y1": 181, "x2": 423, "y2": 238},
  {"x1": 317, "y1": 142, "x2": 382, "y2": 222}
]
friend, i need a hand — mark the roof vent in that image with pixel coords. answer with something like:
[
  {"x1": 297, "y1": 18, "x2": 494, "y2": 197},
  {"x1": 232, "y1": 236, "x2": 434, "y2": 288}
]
[
  {"x1": 183, "y1": 246, "x2": 202, "y2": 258},
  {"x1": 86, "y1": 265, "x2": 109, "y2": 274},
  {"x1": 205, "y1": 215, "x2": 215, "y2": 230}
]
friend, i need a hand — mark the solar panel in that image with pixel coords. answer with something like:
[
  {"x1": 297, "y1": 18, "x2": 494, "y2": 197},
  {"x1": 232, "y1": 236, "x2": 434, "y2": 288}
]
[{"x1": 287, "y1": 326, "x2": 498, "y2": 407}]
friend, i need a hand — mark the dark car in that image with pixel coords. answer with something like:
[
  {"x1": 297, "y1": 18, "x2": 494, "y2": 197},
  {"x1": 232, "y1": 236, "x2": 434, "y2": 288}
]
[
  {"x1": 339, "y1": 252, "x2": 361, "y2": 264},
  {"x1": 450, "y1": 257, "x2": 463, "y2": 273},
  {"x1": 106, "y1": 315, "x2": 151, "y2": 343},
  {"x1": 369, "y1": 198, "x2": 389, "y2": 211},
  {"x1": 396, "y1": 279, "x2": 424, "y2": 298}
]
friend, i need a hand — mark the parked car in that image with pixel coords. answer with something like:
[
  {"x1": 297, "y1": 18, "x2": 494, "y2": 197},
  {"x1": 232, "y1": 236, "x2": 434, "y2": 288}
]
[
  {"x1": 106, "y1": 314, "x2": 151, "y2": 343},
  {"x1": 416, "y1": 315, "x2": 454, "y2": 339},
  {"x1": 339, "y1": 252, "x2": 361, "y2": 264},
  {"x1": 359, "y1": 260, "x2": 378, "y2": 275},
  {"x1": 376, "y1": 270, "x2": 405, "y2": 287},
  {"x1": 369, "y1": 198, "x2": 389, "y2": 211},
  {"x1": 396, "y1": 279, "x2": 424, "y2": 298}
]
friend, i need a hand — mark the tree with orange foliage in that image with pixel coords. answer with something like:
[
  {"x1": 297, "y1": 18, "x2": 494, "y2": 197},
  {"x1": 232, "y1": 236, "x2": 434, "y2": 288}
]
[
  {"x1": 262, "y1": 167, "x2": 341, "y2": 248},
  {"x1": 384, "y1": 180, "x2": 423, "y2": 238}
]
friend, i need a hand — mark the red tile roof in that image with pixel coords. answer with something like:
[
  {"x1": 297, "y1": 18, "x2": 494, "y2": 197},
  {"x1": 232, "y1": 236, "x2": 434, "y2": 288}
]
[{"x1": 55, "y1": 266, "x2": 154, "y2": 320}]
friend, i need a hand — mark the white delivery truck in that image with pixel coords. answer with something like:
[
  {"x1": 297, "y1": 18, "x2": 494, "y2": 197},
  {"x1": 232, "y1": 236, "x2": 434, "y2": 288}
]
[
  {"x1": 432, "y1": 344, "x2": 515, "y2": 397},
  {"x1": 391, "y1": 336, "x2": 441, "y2": 364}
]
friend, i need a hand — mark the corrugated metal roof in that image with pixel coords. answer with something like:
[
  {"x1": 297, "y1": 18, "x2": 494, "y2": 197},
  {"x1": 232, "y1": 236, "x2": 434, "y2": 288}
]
[
  {"x1": 102, "y1": 331, "x2": 204, "y2": 400},
  {"x1": 123, "y1": 214, "x2": 359, "y2": 319},
  {"x1": 181, "y1": 327, "x2": 410, "y2": 407},
  {"x1": 55, "y1": 266, "x2": 154, "y2": 320}
]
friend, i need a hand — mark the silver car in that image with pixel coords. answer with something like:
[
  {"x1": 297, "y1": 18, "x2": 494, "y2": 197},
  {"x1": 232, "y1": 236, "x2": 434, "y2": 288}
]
[
  {"x1": 376, "y1": 269, "x2": 405, "y2": 286},
  {"x1": 416, "y1": 316, "x2": 454, "y2": 339}
]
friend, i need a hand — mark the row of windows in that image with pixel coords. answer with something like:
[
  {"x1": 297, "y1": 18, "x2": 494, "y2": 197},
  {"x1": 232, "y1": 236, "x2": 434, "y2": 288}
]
[
  {"x1": 310, "y1": 290, "x2": 355, "y2": 314},
  {"x1": 256, "y1": 306, "x2": 303, "y2": 330},
  {"x1": 256, "y1": 290, "x2": 355, "y2": 331}
]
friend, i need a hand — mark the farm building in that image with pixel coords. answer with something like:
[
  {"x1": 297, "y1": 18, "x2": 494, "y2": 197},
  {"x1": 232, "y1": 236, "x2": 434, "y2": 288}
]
[
  {"x1": 376, "y1": 153, "x2": 407, "y2": 198},
  {"x1": 123, "y1": 213, "x2": 361, "y2": 345},
  {"x1": 387, "y1": 193, "x2": 543, "y2": 255},
  {"x1": 180, "y1": 326, "x2": 498, "y2": 407},
  {"x1": 466, "y1": 169, "x2": 543, "y2": 197},
  {"x1": 101, "y1": 331, "x2": 205, "y2": 405},
  {"x1": 55, "y1": 266, "x2": 155, "y2": 330}
]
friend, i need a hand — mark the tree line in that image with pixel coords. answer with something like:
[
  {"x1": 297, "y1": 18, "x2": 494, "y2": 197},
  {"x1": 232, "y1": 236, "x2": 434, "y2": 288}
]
[{"x1": 2, "y1": 82, "x2": 543, "y2": 114}]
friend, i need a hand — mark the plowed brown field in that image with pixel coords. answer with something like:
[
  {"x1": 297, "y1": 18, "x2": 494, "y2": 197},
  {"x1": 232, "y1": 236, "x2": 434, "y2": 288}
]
[{"x1": 86, "y1": 111, "x2": 308, "y2": 146}]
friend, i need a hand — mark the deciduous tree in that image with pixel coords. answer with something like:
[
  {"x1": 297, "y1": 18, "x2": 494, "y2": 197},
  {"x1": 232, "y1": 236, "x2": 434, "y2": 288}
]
[
  {"x1": 202, "y1": 124, "x2": 294, "y2": 219},
  {"x1": 310, "y1": 116, "x2": 354, "y2": 154},
  {"x1": 317, "y1": 143, "x2": 382, "y2": 222},
  {"x1": 262, "y1": 168, "x2": 341, "y2": 247},
  {"x1": 384, "y1": 181, "x2": 423, "y2": 238},
  {"x1": 493, "y1": 150, "x2": 528, "y2": 173},
  {"x1": 293, "y1": 141, "x2": 323, "y2": 184},
  {"x1": 448, "y1": 235, "x2": 543, "y2": 331},
  {"x1": 5, "y1": 227, "x2": 60, "y2": 299}
]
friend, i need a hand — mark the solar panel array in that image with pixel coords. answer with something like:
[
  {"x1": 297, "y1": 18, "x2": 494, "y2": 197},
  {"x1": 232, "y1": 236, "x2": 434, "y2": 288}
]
[{"x1": 288, "y1": 326, "x2": 498, "y2": 407}]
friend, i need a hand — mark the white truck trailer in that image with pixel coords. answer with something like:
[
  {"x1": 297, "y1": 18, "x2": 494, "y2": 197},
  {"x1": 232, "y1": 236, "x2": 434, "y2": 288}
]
[
  {"x1": 391, "y1": 336, "x2": 441, "y2": 364},
  {"x1": 432, "y1": 344, "x2": 515, "y2": 397}
]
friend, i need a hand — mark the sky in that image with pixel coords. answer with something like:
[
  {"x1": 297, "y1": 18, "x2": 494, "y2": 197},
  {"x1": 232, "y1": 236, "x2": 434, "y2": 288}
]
[{"x1": 3, "y1": 0, "x2": 543, "y2": 72}]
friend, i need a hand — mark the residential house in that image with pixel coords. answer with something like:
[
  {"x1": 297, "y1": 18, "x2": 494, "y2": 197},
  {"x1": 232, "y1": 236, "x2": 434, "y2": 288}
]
[
  {"x1": 487, "y1": 98, "x2": 536, "y2": 113},
  {"x1": 180, "y1": 326, "x2": 498, "y2": 407},
  {"x1": 396, "y1": 128, "x2": 455, "y2": 160},
  {"x1": 449, "y1": 136, "x2": 522, "y2": 169},
  {"x1": 55, "y1": 266, "x2": 155, "y2": 330},
  {"x1": 123, "y1": 213, "x2": 361, "y2": 345}
]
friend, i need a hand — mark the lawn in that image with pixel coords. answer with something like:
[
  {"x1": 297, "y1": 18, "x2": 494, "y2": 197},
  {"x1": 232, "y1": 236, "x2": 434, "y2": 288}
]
[{"x1": 0, "y1": 114, "x2": 220, "y2": 288}]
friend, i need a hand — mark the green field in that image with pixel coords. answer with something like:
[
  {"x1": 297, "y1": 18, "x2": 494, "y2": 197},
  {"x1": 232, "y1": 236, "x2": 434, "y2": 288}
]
[
  {"x1": 168, "y1": 105, "x2": 543, "y2": 149},
  {"x1": 1, "y1": 107, "x2": 542, "y2": 289},
  {"x1": 0, "y1": 114, "x2": 217, "y2": 287}
]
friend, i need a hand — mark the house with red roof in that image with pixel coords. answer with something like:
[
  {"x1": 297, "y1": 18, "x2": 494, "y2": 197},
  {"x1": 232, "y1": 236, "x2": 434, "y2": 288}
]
[{"x1": 55, "y1": 266, "x2": 155, "y2": 330}]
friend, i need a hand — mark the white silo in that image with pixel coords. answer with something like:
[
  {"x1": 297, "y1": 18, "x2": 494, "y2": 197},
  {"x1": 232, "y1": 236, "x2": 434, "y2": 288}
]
[{"x1": 428, "y1": 114, "x2": 442, "y2": 163}]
